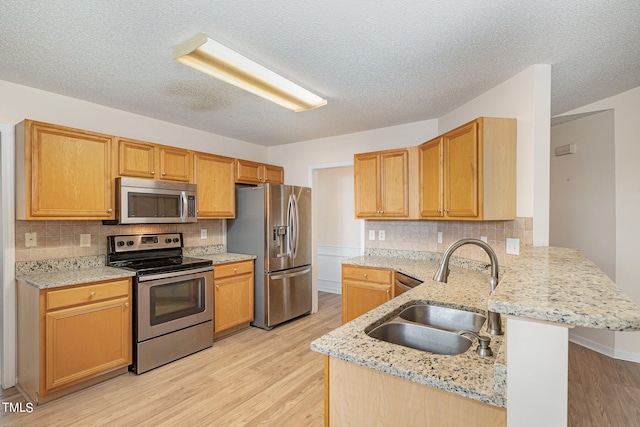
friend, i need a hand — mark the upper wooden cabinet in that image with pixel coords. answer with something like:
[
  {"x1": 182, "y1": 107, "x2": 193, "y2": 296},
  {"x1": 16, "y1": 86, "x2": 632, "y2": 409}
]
[
  {"x1": 15, "y1": 120, "x2": 115, "y2": 220},
  {"x1": 419, "y1": 117, "x2": 516, "y2": 221},
  {"x1": 354, "y1": 147, "x2": 417, "y2": 219},
  {"x1": 235, "y1": 159, "x2": 284, "y2": 185},
  {"x1": 118, "y1": 138, "x2": 192, "y2": 182},
  {"x1": 193, "y1": 152, "x2": 235, "y2": 218}
]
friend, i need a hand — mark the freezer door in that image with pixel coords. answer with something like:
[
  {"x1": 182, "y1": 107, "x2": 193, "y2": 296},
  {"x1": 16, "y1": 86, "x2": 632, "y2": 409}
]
[{"x1": 265, "y1": 266, "x2": 312, "y2": 328}]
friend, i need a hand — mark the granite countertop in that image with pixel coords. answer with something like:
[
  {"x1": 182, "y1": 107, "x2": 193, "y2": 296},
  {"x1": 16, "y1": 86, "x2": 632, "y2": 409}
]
[
  {"x1": 311, "y1": 255, "x2": 508, "y2": 407},
  {"x1": 17, "y1": 266, "x2": 136, "y2": 289},
  {"x1": 16, "y1": 252, "x2": 257, "y2": 289},
  {"x1": 488, "y1": 246, "x2": 640, "y2": 331},
  {"x1": 311, "y1": 247, "x2": 640, "y2": 408}
]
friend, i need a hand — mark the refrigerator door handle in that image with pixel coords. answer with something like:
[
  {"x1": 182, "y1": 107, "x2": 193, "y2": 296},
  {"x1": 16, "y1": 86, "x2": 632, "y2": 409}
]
[
  {"x1": 292, "y1": 194, "x2": 300, "y2": 260},
  {"x1": 270, "y1": 267, "x2": 311, "y2": 280},
  {"x1": 287, "y1": 194, "x2": 296, "y2": 260}
]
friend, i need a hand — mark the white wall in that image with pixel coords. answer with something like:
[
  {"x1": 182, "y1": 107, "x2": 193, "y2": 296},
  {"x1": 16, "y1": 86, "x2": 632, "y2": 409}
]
[
  {"x1": 0, "y1": 80, "x2": 267, "y2": 161},
  {"x1": 556, "y1": 85, "x2": 640, "y2": 360},
  {"x1": 269, "y1": 119, "x2": 439, "y2": 187},
  {"x1": 438, "y1": 65, "x2": 551, "y2": 245},
  {"x1": 550, "y1": 110, "x2": 616, "y2": 351},
  {"x1": 314, "y1": 167, "x2": 361, "y2": 294}
]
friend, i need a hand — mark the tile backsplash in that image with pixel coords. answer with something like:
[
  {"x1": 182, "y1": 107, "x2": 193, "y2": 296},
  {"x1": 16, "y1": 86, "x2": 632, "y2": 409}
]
[
  {"x1": 365, "y1": 217, "x2": 533, "y2": 267},
  {"x1": 15, "y1": 219, "x2": 224, "y2": 262}
]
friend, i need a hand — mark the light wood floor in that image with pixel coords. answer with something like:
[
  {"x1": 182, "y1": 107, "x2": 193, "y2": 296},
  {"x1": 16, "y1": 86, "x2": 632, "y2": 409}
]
[{"x1": 1, "y1": 292, "x2": 639, "y2": 426}]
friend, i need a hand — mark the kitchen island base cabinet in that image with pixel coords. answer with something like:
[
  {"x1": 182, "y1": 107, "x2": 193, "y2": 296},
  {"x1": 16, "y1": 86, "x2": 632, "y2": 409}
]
[
  {"x1": 341, "y1": 265, "x2": 394, "y2": 324},
  {"x1": 325, "y1": 356, "x2": 506, "y2": 426},
  {"x1": 17, "y1": 278, "x2": 132, "y2": 404}
]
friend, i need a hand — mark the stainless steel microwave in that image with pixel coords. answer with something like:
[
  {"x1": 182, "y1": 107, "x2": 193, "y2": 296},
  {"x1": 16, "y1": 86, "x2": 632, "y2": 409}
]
[{"x1": 105, "y1": 177, "x2": 197, "y2": 224}]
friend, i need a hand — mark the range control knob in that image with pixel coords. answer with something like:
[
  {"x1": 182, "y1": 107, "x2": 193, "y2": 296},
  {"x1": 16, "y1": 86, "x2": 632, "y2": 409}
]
[
  {"x1": 165, "y1": 238, "x2": 172, "y2": 244},
  {"x1": 173, "y1": 238, "x2": 180, "y2": 243},
  {"x1": 126, "y1": 240, "x2": 134, "y2": 246},
  {"x1": 117, "y1": 241, "x2": 125, "y2": 247}
]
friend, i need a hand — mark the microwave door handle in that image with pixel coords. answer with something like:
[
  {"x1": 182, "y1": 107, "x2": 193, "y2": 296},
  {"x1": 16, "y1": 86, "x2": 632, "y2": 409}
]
[{"x1": 181, "y1": 192, "x2": 188, "y2": 222}]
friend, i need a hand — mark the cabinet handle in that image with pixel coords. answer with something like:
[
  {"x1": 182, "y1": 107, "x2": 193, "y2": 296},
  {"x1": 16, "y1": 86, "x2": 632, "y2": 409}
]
[
  {"x1": 90, "y1": 291, "x2": 96, "y2": 297},
  {"x1": 233, "y1": 268, "x2": 238, "y2": 273},
  {"x1": 151, "y1": 171, "x2": 155, "y2": 175},
  {"x1": 124, "y1": 302, "x2": 129, "y2": 307},
  {"x1": 107, "y1": 208, "x2": 113, "y2": 213},
  {"x1": 363, "y1": 273, "x2": 367, "y2": 278},
  {"x1": 162, "y1": 171, "x2": 166, "y2": 176},
  {"x1": 216, "y1": 285, "x2": 220, "y2": 289}
]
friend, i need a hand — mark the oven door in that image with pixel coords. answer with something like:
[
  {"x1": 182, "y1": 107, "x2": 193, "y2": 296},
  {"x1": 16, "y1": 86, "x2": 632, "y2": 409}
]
[{"x1": 137, "y1": 268, "x2": 213, "y2": 342}]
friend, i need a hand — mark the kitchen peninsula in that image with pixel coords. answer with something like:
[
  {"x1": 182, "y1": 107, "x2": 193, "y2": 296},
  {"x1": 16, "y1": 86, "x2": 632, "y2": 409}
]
[{"x1": 311, "y1": 246, "x2": 640, "y2": 426}]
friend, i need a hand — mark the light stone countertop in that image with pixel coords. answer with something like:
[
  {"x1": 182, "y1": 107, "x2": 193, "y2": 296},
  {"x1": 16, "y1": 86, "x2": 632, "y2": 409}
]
[
  {"x1": 16, "y1": 266, "x2": 136, "y2": 289},
  {"x1": 488, "y1": 246, "x2": 640, "y2": 330},
  {"x1": 16, "y1": 252, "x2": 256, "y2": 289},
  {"x1": 311, "y1": 247, "x2": 640, "y2": 408},
  {"x1": 311, "y1": 255, "x2": 508, "y2": 407}
]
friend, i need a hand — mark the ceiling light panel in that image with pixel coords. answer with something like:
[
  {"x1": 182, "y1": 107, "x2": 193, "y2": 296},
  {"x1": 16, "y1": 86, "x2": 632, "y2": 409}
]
[{"x1": 173, "y1": 33, "x2": 327, "y2": 112}]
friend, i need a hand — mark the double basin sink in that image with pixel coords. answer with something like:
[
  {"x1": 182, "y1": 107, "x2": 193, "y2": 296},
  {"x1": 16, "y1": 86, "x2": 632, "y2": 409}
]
[{"x1": 367, "y1": 302, "x2": 486, "y2": 355}]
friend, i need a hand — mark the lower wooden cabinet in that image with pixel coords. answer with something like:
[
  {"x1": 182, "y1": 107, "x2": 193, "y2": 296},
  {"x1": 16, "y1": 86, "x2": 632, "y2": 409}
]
[
  {"x1": 342, "y1": 265, "x2": 394, "y2": 324},
  {"x1": 17, "y1": 278, "x2": 132, "y2": 404},
  {"x1": 213, "y1": 260, "x2": 254, "y2": 338}
]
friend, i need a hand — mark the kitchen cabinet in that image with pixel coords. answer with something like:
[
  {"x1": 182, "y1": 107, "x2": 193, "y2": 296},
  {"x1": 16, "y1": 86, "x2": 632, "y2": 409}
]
[
  {"x1": 325, "y1": 356, "x2": 506, "y2": 426},
  {"x1": 342, "y1": 265, "x2": 394, "y2": 324},
  {"x1": 213, "y1": 260, "x2": 254, "y2": 338},
  {"x1": 15, "y1": 120, "x2": 115, "y2": 220},
  {"x1": 117, "y1": 138, "x2": 192, "y2": 182},
  {"x1": 235, "y1": 159, "x2": 284, "y2": 184},
  {"x1": 193, "y1": 152, "x2": 236, "y2": 218},
  {"x1": 354, "y1": 147, "x2": 417, "y2": 219},
  {"x1": 17, "y1": 278, "x2": 132, "y2": 404},
  {"x1": 419, "y1": 117, "x2": 516, "y2": 220}
]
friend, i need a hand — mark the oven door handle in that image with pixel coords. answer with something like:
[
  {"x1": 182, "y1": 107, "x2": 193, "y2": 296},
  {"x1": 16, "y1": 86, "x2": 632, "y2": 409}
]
[{"x1": 137, "y1": 266, "x2": 213, "y2": 282}]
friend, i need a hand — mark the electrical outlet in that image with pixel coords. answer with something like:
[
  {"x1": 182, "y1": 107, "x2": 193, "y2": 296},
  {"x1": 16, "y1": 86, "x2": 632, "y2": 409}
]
[
  {"x1": 378, "y1": 230, "x2": 385, "y2": 241},
  {"x1": 25, "y1": 232, "x2": 37, "y2": 248},
  {"x1": 480, "y1": 235, "x2": 488, "y2": 243},
  {"x1": 201, "y1": 229, "x2": 207, "y2": 239},
  {"x1": 368, "y1": 230, "x2": 376, "y2": 240},
  {"x1": 506, "y1": 238, "x2": 520, "y2": 255},
  {"x1": 80, "y1": 234, "x2": 91, "y2": 248},
  {"x1": 437, "y1": 232, "x2": 443, "y2": 244}
]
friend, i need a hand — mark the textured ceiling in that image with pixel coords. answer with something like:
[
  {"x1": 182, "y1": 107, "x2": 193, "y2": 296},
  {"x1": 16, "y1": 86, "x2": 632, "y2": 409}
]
[{"x1": 1, "y1": 0, "x2": 638, "y2": 146}]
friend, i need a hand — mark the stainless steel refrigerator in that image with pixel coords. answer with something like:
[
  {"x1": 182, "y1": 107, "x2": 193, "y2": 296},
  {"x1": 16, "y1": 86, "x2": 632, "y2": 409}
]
[{"x1": 227, "y1": 184, "x2": 312, "y2": 330}]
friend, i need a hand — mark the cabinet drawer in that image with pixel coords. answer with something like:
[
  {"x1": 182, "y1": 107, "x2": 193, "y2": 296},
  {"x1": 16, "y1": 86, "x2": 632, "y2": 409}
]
[
  {"x1": 342, "y1": 265, "x2": 393, "y2": 284},
  {"x1": 214, "y1": 260, "x2": 254, "y2": 279},
  {"x1": 46, "y1": 279, "x2": 130, "y2": 311}
]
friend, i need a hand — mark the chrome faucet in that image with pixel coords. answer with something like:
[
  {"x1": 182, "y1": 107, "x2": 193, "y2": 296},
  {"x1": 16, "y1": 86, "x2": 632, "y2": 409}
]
[{"x1": 433, "y1": 238, "x2": 503, "y2": 335}]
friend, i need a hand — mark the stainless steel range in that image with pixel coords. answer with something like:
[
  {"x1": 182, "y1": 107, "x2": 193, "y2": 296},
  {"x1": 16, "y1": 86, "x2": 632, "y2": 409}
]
[{"x1": 106, "y1": 233, "x2": 214, "y2": 374}]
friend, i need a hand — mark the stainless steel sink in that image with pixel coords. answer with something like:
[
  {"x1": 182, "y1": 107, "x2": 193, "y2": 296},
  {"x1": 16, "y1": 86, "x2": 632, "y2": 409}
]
[
  {"x1": 398, "y1": 304, "x2": 486, "y2": 332},
  {"x1": 366, "y1": 302, "x2": 487, "y2": 355},
  {"x1": 367, "y1": 322, "x2": 472, "y2": 355}
]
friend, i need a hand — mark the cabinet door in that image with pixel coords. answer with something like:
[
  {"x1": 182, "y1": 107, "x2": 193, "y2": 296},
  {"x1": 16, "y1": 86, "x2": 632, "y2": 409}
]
[
  {"x1": 24, "y1": 121, "x2": 114, "y2": 219},
  {"x1": 194, "y1": 152, "x2": 235, "y2": 218},
  {"x1": 379, "y1": 150, "x2": 409, "y2": 217},
  {"x1": 354, "y1": 153, "x2": 380, "y2": 218},
  {"x1": 159, "y1": 146, "x2": 191, "y2": 182},
  {"x1": 263, "y1": 164, "x2": 284, "y2": 184},
  {"x1": 235, "y1": 159, "x2": 263, "y2": 184},
  {"x1": 44, "y1": 297, "x2": 131, "y2": 391},
  {"x1": 445, "y1": 121, "x2": 479, "y2": 218},
  {"x1": 419, "y1": 138, "x2": 444, "y2": 218},
  {"x1": 118, "y1": 139, "x2": 156, "y2": 178},
  {"x1": 342, "y1": 281, "x2": 391, "y2": 324},
  {"x1": 214, "y1": 274, "x2": 254, "y2": 333}
]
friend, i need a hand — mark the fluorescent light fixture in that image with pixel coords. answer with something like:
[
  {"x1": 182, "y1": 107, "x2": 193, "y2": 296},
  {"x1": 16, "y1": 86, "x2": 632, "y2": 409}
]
[{"x1": 172, "y1": 33, "x2": 327, "y2": 112}]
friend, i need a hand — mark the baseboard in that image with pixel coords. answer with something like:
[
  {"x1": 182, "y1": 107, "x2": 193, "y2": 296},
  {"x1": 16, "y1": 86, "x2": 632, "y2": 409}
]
[
  {"x1": 569, "y1": 334, "x2": 640, "y2": 363},
  {"x1": 318, "y1": 279, "x2": 341, "y2": 294}
]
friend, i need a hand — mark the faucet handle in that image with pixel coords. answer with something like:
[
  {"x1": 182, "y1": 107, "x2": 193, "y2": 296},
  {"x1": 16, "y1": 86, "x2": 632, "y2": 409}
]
[{"x1": 457, "y1": 330, "x2": 493, "y2": 357}]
